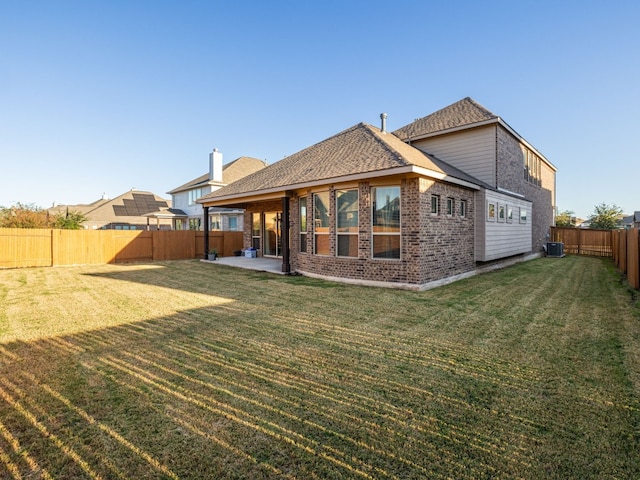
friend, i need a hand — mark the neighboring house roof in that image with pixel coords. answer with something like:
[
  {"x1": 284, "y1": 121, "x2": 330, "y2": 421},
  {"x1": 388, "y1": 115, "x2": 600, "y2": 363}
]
[
  {"x1": 49, "y1": 197, "x2": 110, "y2": 216},
  {"x1": 167, "y1": 156, "x2": 267, "y2": 195},
  {"x1": 52, "y1": 190, "x2": 173, "y2": 227},
  {"x1": 622, "y1": 211, "x2": 640, "y2": 226},
  {"x1": 393, "y1": 97, "x2": 556, "y2": 172},
  {"x1": 200, "y1": 122, "x2": 489, "y2": 204}
]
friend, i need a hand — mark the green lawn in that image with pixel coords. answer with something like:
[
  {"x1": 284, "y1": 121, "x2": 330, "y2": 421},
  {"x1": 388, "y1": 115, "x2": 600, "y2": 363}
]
[{"x1": 0, "y1": 256, "x2": 639, "y2": 479}]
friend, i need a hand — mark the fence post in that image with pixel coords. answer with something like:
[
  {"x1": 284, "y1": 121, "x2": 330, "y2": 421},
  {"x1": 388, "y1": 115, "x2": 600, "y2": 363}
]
[{"x1": 628, "y1": 228, "x2": 640, "y2": 290}]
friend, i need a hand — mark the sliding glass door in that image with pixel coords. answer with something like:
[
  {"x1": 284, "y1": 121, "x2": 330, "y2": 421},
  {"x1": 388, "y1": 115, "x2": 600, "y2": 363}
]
[{"x1": 263, "y1": 211, "x2": 282, "y2": 257}]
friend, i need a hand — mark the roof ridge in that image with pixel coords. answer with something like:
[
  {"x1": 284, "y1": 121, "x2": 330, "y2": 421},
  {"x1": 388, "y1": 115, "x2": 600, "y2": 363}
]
[
  {"x1": 392, "y1": 97, "x2": 499, "y2": 141},
  {"x1": 363, "y1": 123, "x2": 413, "y2": 165}
]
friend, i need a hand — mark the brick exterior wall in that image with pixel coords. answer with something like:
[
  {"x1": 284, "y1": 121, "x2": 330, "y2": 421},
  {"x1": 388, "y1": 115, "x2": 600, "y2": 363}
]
[
  {"x1": 241, "y1": 177, "x2": 476, "y2": 286},
  {"x1": 496, "y1": 126, "x2": 555, "y2": 253},
  {"x1": 415, "y1": 178, "x2": 476, "y2": 282}
]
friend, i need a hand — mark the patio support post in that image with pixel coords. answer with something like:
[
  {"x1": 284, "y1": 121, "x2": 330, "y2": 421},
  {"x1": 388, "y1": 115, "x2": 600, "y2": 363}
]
[
  {"x1": 281, "y1": 196, "x2": 291, "y2": 273},
  {"x1": 203, "y1": 205, "x2": 209, "y2": 259}
]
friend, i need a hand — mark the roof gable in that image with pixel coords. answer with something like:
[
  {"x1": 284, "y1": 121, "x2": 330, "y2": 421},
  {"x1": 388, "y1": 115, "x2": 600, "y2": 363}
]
[
  {"x1": 167, "y1": 156, "x2": 267, "y2": 194},
  {"x1": 393, "y1": 97, "x2": 498, "y2": 141},
  {"x1": 222, "y1": 156, "x2": 268, "y2": 184},
  {"x1": 201, "y1": 122, "x2": 485, "y2": 201}
]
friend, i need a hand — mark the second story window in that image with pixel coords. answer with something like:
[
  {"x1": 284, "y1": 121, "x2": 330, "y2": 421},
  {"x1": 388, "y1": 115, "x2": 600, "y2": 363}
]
[
  {"x1": 189, "y1": 188, "x2": 202, "y2": 206},
  {"x1": 524, "y1": 149, "x2": 542, "y2": 187}
]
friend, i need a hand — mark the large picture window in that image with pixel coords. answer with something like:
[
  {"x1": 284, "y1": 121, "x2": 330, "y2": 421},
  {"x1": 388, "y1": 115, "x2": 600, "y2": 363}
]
[
  {"x1": 313, "y1": 192, "x2": 330, "y2": 255},
  {"x1": 372, "y1": 186, "x2": 400, "y2": 259},
  {"x1": 299, "y1": 199, "x2": 307, "y2": 253},
  {"x1": 336, "y1": 189, "x2": 358, "y2": 257}
]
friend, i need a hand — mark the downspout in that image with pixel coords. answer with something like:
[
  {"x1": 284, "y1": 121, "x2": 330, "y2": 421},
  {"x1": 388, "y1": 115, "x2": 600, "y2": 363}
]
[
  {"x1": 281, "y1": 196, "x2": 291, "y2": 273},
  {"x1": 203, "y1": 205, "x2": 209, "y2": 259}
]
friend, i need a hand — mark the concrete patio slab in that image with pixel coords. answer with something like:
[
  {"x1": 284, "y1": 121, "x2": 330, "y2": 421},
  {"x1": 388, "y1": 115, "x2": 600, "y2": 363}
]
[{"x1": 202, "y1": 256, "x2": 286, "y2": 275}]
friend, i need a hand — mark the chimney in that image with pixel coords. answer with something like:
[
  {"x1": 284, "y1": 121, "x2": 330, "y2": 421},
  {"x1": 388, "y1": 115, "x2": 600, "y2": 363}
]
[
  {"x1": 380, "y1": 113, "x2": 388, "y2": 133},
  {"x1": 209, "y1": 148, "x2": 223, "y2": 182}
]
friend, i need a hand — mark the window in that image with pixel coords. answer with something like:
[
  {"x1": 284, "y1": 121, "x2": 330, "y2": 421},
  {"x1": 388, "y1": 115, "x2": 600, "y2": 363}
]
[
  {"x1": 228, "y1": 216, "x2": 238, "y2": 231},
  {"x1": 372, "y1": 186, "x2": 400, "y2": 259},
  {"x1": 299, "y1": 199, "x2": 307, "y2": 253},
  {"x1": 431, "y1": 195, "x2": 440, "y2": 215},
  {"x1": 520, "y1": 207, "x2": 527, "y2": 223},
  {"x1": 189, "y1": 188, "x2": 202, "y2": 206},
  {"x1": 313, "y1": 192, "x2": 330, "y2": 255},
  {"x1": 524, "y1": 149, "x2": 542, "y2": 187},
  {"x1": 252, "y1": 213, "x2": 261, "y2": 250},
  {"x1": 337, "y1": 189, "x2": 358, "y2": 257},
  {"x1": 446, "y1": 197, "x2": 454, "y2": 216},
  {"x1": 210, "y1": 214, "x2": 221, "y2": 230},
  {"x1": 460, "y1": 200, "x2": 467, "y2": 218},
  {"x1": 487, "y1": 202, "x2": 496, "y2": 222},
  {"x1": 189, "y1": 218, "x2": 201, "y2": 230},
  {"x1": 498, "y1": 204, "x2": 505, "y2": 222},
  {"x1": 507, "y1": 205, "x2": 513, "y2": 223}
]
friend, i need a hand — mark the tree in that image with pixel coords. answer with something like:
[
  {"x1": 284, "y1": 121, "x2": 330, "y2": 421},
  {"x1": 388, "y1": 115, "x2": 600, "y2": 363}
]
[
  {"x1": 555, "y1": 209, "x2": 575, "y2": 227},
  {"x1": 0, "y1": 203, "x2": 87, "y2": 229},
  {"x1": 588, "y1": 202, "x2": 623, "y2": 230},
  {"x1": 52, "y1": 209, "x2": 87, "y2": 230},
  {"x1": 0, "y1": 203, "x2": 52, "y2": 228}
]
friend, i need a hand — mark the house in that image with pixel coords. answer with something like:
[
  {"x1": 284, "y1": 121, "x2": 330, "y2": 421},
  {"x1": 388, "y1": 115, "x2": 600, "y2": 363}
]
[
  {"x1": 50, "y1": 190, "x2": 176, "y2": 230},
  {"x1": 621, "y1": 212, "x2": 640, "y2": 229},
  {"x1": 198, "y1": 98, "x2": 557, "y2": 289},
  {"x1": 167, "y1": 150, "x2": 267, "y2": 231}
]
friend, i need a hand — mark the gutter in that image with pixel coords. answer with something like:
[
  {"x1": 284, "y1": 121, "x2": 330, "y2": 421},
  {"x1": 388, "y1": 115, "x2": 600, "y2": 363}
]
[{"x1": 199, "y1": 165, "x2": 483, "y2": 206}]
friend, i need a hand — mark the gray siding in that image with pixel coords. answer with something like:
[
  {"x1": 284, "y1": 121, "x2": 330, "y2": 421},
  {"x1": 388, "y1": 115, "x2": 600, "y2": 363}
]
[
  {"x1": 475, "y1": 190, "x2": 532, "y2": 262},
  {"x1": 412, "y1": 126, "x2": 496, "y2": 186}
]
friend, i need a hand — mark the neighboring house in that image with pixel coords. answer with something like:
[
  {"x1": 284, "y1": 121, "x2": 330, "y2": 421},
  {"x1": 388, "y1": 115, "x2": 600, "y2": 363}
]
[
  {"x1": 167, "y1": 149, "x2": 267, "y2": 231},
  {"x1": 50, "y1": 190, "x2": 176, "y2": 230},
  {"x1": 199, "y1": 97, "x2": 557, "y2": 289},
  {"x1": 621, "y1": 212, "x2": 640, "y2": 229}
]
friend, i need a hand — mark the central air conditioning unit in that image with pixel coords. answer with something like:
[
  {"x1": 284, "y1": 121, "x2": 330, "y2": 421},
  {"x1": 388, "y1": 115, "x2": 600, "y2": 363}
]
[{"x1": 546, "y1": 242, "x2": 565, "y2": 258}]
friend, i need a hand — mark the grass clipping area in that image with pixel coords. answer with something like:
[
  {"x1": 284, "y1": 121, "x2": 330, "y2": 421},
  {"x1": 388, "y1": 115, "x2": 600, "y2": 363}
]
[{"x1": 0, "y1": 256, "x2": 639, "y2": 479}]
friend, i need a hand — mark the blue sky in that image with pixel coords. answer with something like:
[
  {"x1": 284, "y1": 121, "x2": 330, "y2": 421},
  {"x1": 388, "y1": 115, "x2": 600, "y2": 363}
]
[{"x1": 1, "y1": 1, "x2": 638, "y2": 219}]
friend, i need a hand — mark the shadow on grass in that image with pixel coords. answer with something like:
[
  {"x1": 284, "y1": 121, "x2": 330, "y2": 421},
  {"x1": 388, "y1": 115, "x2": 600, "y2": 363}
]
[
  {"x1": 0, "y1": 257, "x2": 638, "y2": 479},
  {"x1": 0, "y1": 304, "x2": 550, "y2": 479}
]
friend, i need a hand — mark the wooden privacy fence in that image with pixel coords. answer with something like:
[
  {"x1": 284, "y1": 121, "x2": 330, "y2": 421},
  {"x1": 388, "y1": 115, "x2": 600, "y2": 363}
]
[
  {"x1": 0, "y1": 229, "x2": 243, "y2": 269},
  {"x1": 549, "y1": 226, "x2": 613, "y2": 256},
  {"x1": 612, "y1": 228, "x2": 640, "y2": 290},
  {"x1": 550, "y1": 226, "x2": 640, "y2": 290}
]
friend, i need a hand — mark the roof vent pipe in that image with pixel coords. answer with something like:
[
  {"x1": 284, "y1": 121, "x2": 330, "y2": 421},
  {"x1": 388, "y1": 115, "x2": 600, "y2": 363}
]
[{"x1": 380, "y1": 113, "x2": 388, "y2": 133}]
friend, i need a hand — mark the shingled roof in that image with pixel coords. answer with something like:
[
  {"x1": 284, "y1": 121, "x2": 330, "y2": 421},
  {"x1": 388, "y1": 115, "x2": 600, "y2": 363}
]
[
  {"x1": 167, "y1": 156, "x2": 267, "y2": 195},
  {"x1": 200, "y1": 122, "x2": 486, "y2": 203},
  {"x1": 393, "y1": 97, "x2": 499, "y2": 141}
]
